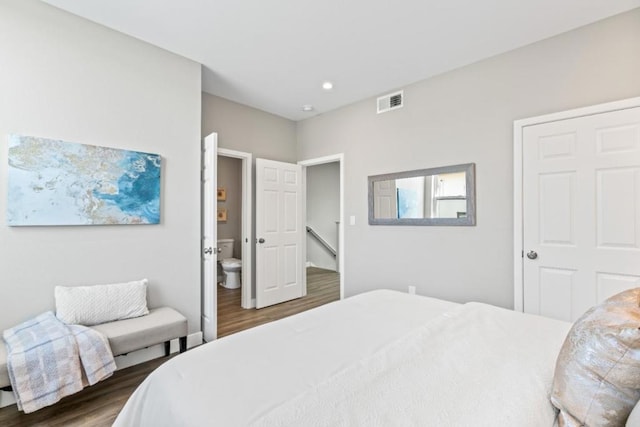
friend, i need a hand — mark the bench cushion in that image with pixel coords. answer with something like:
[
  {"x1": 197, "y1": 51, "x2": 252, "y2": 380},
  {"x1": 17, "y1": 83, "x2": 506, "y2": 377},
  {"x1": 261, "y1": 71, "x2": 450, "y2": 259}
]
[
  {"x1": 0, "y1": 340, "x2": 8, "y2": 388},
  {"x1": 91, "y1": 307, "x2": 187, "y2": 356}
]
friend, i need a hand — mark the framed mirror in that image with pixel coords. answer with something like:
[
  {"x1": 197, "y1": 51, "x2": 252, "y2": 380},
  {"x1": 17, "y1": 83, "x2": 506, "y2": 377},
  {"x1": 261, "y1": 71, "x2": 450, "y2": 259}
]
[{"x1": 368, "y1": 163, "x2": 476, "y2": 226}]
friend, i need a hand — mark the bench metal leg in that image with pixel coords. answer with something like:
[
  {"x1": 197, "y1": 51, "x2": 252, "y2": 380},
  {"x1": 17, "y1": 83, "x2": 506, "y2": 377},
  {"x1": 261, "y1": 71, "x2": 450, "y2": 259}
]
[{"x1": 164, "y1": 337, "x2": 187, "y2": 356}]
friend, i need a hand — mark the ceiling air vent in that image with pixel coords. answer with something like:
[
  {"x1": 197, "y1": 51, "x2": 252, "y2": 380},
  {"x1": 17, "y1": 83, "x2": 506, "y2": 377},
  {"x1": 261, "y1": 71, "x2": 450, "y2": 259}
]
[{"x1": 377, "y1": 90, "x2": 403, "y2": 114}]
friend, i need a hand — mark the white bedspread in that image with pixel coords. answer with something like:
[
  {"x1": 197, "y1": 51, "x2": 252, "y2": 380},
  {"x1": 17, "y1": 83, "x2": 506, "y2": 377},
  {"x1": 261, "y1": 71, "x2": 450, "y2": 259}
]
[
  {"x1": 114, "y1": 290, "x2": 571, "y2": 426},
  {"x1": 253, "y1": 302, "x2": 570, "y2": 426}
]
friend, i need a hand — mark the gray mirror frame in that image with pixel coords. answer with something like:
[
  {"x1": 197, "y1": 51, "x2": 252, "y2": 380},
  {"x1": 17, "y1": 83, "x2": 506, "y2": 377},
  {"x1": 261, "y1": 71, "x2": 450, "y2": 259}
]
[{"x1": 368, "y1": 163, "x2": 476, "y2": 226}]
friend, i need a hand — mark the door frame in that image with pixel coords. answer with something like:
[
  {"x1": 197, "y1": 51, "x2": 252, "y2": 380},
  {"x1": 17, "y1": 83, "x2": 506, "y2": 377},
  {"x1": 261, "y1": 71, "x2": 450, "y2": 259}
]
[
  {"x1": 218, "y1": 148, "x2": 253, "y2": 309},
  {"x1": 299, "y1": 153, "x2": 345, "y2": 300},
  {"x1": 513, "y1": 96, "x2": 640, "y2": 312}
]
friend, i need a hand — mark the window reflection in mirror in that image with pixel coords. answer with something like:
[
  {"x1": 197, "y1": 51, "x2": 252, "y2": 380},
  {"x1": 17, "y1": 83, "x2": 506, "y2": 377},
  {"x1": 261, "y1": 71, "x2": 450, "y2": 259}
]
[{"x1": 368, "y1": 163, "x2": 475, "y2": 226}]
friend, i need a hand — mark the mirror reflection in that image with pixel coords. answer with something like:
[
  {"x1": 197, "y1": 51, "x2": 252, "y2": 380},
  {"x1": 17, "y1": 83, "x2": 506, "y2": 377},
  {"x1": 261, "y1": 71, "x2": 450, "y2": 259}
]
[{"x1": 368, "y1": 163, "x2": 475, "y2": 226}]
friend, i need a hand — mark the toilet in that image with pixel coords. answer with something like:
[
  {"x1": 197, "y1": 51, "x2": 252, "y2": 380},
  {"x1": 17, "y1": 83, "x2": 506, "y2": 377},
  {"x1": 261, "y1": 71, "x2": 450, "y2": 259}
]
[{"x1": 217, "y1": 239, "x2": 241, "y2": 289}]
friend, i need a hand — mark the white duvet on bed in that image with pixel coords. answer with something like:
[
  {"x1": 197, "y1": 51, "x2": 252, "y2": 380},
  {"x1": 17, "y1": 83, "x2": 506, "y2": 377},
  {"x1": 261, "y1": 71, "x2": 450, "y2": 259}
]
[{"x1": 114, "y1": 290, "x2": 571, "y2": 427}]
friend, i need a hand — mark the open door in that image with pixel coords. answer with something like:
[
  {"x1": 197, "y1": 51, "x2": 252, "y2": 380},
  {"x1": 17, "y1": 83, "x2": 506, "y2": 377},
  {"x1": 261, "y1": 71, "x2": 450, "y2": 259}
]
[
  {"x1": 202, "y1": 133, "x2": 217, "y2": 341},
  {"x1": 255, "y1": 158, "x2": 304, "y2": 308}
]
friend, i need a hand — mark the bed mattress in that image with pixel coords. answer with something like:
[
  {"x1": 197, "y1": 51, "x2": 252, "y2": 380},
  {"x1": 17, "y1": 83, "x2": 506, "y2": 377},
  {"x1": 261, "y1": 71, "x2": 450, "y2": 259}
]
[{"x1": 114, "y1": 290, "x2": 571, "y2": 426}]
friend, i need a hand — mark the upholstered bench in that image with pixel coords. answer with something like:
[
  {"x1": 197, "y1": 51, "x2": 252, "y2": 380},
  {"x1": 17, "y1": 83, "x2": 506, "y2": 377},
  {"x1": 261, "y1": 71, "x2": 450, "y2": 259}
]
[
  {"x1": 91, "y1": 307, "x2": 188, "y2": 357},
  {"x1": 0, "y1": 306, "x2": 187, "y2": 390},
  {"x1": 0, "y1": 342, "x2": 8, "y2": 390}
]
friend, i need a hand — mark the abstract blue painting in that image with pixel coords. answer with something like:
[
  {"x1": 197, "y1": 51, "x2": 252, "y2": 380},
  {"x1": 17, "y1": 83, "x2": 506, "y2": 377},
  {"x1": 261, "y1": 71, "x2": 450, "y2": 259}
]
[{"x1": 7, "y1": 135, "x2": 161, "y2": 226}]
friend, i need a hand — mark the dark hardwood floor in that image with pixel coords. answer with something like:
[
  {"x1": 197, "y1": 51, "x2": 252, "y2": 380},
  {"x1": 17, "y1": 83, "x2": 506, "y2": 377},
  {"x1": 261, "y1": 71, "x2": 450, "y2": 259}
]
[
  {"x1": 218, "y1": 266, "x2": 340, "y2": 337},
  {"x1": 0, "y1": 267, "x2": 340, "y2": 426},
  {"x1": 0, "y1": 356, "x2": 167, "y2": 427}
]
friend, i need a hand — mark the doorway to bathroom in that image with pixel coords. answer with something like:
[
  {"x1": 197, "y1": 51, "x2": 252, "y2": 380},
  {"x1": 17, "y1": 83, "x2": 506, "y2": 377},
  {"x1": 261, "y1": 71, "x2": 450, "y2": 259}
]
[
  {"x1": 217, "y1": 148, "x2": 253, "y2": 313},
  {"x1": 201, "y1": 133, "x2": 252, "y2": 342},
  {"x1": 216, "y1": 154, "x2": 344, "y2": 337}
]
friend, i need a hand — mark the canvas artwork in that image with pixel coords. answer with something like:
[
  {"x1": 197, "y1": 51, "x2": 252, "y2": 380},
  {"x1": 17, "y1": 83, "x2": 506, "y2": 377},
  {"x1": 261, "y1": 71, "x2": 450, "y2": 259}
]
[{"x1": 7, "y1": 135, "x2": 161, "y2": 226}]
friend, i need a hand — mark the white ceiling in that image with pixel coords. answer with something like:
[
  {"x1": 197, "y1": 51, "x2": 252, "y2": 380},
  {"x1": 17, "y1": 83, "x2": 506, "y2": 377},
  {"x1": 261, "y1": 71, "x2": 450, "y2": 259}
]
[{"x1": 41, "y1": 0, "x2": 640, "y2": 121}]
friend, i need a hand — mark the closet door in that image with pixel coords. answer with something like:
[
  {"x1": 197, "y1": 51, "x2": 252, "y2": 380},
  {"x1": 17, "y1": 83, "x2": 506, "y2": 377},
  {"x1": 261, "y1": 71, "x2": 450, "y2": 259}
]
[{"x1": 522, "y1": 106, "x2": 640, "y2": 321}]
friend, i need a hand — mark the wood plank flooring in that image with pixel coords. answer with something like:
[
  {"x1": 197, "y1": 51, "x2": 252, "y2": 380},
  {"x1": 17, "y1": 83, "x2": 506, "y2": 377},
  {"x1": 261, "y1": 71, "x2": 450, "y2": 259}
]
[
  {"x1": 0, "y1": 356, "x2": 167, "y2": 427},
  {"x1": 218, "y1": 266, "x2": 340, "y2": 337},
  {"x1": 0, "y1": 267, "x2": 340, "y2": 426}
]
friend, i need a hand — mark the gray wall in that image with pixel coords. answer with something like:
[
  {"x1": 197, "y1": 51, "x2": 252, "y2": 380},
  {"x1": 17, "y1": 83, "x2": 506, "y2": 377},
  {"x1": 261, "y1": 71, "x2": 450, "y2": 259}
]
[
  {"x1": 306, "y1": 162, "x2": 340, "y2": 271},
  {"x1": 217, "y1": 156, "x2": 242, "y2": 259},
  {"x1": 202, "y1": 93, "x2": 297, "y2": 162},
  {"x1": 296, "y1": 9, "x2": 640, "y2": 308},
  {"x1": 202, "y1": 93, "x2": 296, "y2": 300},
  {"x1": 0, "y1": 0, "x2": 202, "y2": 333}
]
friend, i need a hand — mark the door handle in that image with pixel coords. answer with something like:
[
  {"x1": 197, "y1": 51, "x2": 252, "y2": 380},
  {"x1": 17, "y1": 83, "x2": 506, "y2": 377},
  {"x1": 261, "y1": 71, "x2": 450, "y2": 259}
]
[
  {"x1": 203, "y1": 247, "x2": 213, "y2": 255},
  {"x1": 526, "y1": 250, "x2": 538, "y2": 260},
  {"x1": 257, "y1": 238, "x2": 265, "y2": 244}
]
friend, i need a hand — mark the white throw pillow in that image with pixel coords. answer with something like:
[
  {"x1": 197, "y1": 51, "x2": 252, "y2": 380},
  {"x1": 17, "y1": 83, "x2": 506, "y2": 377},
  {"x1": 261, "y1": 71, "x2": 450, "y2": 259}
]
[{"x1": 55, "y1": 279, "x2": 149, "y2": 325}]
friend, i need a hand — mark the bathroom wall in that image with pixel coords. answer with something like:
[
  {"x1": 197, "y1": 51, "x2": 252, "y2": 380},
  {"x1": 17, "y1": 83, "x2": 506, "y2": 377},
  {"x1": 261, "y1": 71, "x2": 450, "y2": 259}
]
[
  {"x1": 217, "y1": 156, "x2": 243, "y2": 259},
  {"x1": 306, "y1": 162, "x2": 340, "y2": 271}
]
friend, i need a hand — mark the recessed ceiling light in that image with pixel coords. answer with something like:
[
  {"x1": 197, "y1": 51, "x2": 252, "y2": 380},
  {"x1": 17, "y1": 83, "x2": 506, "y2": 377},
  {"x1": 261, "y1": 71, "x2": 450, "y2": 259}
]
[
  {"x1": 322, "y1": 81, "x2": 333, "y2": 91},
  {"x1": 302, "y1": 104, "x2": 314, "y2": 112}
]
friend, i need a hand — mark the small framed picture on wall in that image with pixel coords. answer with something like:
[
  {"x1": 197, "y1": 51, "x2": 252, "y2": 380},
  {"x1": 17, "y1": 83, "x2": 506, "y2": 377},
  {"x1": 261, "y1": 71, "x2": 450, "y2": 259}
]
[
  {"x1": 217, "y1": 208, "x2": 227, "y2": 222},
  {"x1": 217, "y1": 188, "x2": 226, "y2": 201}
]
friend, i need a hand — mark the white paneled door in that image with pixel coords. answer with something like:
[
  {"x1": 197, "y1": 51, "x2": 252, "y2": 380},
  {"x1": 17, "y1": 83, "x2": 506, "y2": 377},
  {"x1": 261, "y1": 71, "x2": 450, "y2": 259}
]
[
  {"x1": 256, "y1": 158, "x2": 304, "y2": 309},
  {"x1": 202, "y1": 133, "x2": 218, "y2": 341},
  {"x1": 522, "y1": 106, "x2": 640, "y2": 322},
  {"x1": 373, "y1": 180, "x2": 397, "y2": 219}
]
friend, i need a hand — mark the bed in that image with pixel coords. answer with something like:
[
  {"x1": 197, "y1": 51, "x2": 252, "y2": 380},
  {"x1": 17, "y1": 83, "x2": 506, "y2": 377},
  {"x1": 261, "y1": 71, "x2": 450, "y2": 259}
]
[{"x1": 114, "y1": 290, "x2": 586, "y2": 426}]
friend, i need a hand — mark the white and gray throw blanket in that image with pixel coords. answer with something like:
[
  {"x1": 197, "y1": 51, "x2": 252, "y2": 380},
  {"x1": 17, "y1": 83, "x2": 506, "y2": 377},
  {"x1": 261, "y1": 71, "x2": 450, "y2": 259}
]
[{"x1": 3, "y1": 311, "x2": 116, "y2": 413}]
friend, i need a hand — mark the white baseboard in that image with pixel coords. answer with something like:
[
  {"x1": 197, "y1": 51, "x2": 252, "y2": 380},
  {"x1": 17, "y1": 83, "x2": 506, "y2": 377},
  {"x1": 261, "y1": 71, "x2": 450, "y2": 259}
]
[
  {"x1": 241, "y1": 297, "x2": 256, "y2": 309},
  {"x1": 0, "y1": 331, "x2": 204, "y2": 409}
]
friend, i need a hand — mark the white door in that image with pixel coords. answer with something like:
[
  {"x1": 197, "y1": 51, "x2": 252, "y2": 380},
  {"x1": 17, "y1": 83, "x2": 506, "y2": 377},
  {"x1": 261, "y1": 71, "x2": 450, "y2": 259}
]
[
  {"x1": 202, "y1": 133, "x2": 217, "y2": 341},
  {"x1": 373, "y1": 179, "x2": 397, "y2": 218},
  {"x1": 523, "y1": 106, "x2": 640, "y2": 322},
  {"x1": 256, "y1": 158, "x2": 304, "y2": 309}
]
